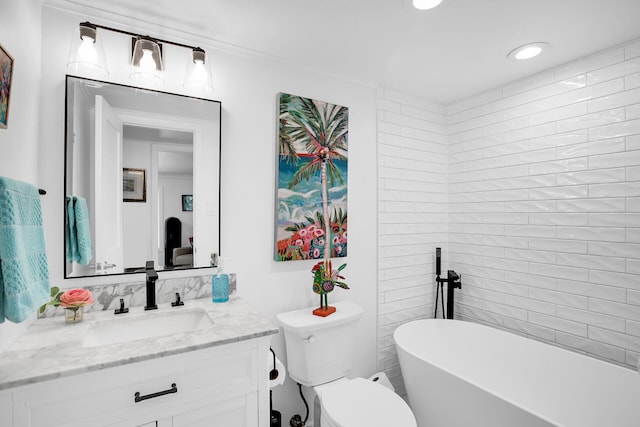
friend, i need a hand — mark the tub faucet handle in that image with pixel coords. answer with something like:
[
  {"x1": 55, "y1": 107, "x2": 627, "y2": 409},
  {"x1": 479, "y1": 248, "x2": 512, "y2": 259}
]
[{"x1": 448, "y1": 270, "x2": 461, "y2": 289}]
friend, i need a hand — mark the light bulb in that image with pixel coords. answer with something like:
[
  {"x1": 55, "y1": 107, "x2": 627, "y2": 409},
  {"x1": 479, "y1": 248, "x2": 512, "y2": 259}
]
[
  {"x1": 413, "y1": 0, "x2": 442, "y2": 10},
  {"x1": 515, "y1": 46, "x2": 543, "y2": 60},
  {"x1": 77, "y1": 36, "x2": 98, "y2": 64},
  {"x1": 139, "y1": 49, "x2": 156, "y2": 72},
  {"x1": 507, "y1": 42, "x2": 549, "y2": 61},
  {"x1": 191, "y1": 60, "x2": 208, "y2": 84}
]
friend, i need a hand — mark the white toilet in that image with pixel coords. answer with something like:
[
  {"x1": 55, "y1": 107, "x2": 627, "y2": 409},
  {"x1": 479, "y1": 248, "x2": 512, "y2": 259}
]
[{"x1": 277, "y1": 301, "x2": 417, "y2": 427}]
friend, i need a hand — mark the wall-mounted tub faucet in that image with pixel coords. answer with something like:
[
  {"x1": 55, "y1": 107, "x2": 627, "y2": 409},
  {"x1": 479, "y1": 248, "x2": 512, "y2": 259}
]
[
  {"x1": 434, "y1": 248, "x2": 462, "y2": 319},
  {"x1": 445, "y1": 270, "x2": 462, "y2": 319},
  {"x1": 145, "y1": 260, "x2": 158, "y2": 311},
  {"x1": 436, "y1": 269, "x2": 462, "y2": 319}
]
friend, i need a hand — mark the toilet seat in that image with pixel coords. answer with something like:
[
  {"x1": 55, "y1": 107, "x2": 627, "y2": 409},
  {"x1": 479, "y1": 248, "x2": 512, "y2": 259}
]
[{"x1": 318, "y1": 378, "x2": 417, "y2": 427}]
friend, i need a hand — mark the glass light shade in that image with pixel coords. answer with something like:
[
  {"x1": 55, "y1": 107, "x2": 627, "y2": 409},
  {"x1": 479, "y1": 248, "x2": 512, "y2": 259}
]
[
  {"x1": 183, "y1": 48, "x2": 214, "y2": 92},
  {"x1": 130, "y1": 37, "x2": 164, "y2": 86},
  {"x1": 67, "y1": 23, "x2": 108, "y2": 77},
  {"x1": 413, "y1": 0, "x2": 443, "y2": 10}
]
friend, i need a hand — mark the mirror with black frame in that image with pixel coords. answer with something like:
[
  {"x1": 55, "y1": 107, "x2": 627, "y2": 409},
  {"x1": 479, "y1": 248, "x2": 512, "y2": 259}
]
[{"x1": 64, "y1": 75, "x2": 221, "y2": 278}]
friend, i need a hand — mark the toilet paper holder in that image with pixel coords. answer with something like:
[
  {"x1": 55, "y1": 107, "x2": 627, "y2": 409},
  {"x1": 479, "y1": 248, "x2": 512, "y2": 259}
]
[
  {"x1": 268, "y1": 347, "x2": 286, "y2": 389},
  {"x1": 269, "y1": 347, "x2": 283, "y2": 427},
  {"x1": 270, "y1": 347, "x2": 279, "y2": 381}
]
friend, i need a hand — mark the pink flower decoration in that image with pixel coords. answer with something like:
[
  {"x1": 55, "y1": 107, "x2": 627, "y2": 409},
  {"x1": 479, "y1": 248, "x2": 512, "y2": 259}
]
[
  {"x1": 333, "y1": 236, "x2": 340, "y2": 244},
  {"x1": 295, "y1": 239, "x2": 304, "y2": 247},
  {"x1": 60, "y1": 288, "x2": 94, "y2": 308},
  {"x1": 335, "y1": 246, "x2": 343, "y2": 255},
  {"x1": 314, "y1": 229, "x2": 324, "y2": 237},
  {"x1": 312, "y1": 248, "x2": 320, "y2": 258},
  {"x1": 307, "y1": 225, "x2": 316, "y2": 233},
  {"x1": 299, "y1": 229, "x2": 308, "y2": 238}
]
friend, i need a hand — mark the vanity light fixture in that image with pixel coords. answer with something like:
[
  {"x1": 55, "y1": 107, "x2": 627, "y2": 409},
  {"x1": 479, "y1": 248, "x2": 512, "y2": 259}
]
[
  {"x1": 413, "y1": 0, "x2": 443, "y2": 10},
  {"x1": 67, "y1": 22, "x2": 108, "y2": 77},
  {"x1": 67, "y1": 21, "x2": 214, "y2": 92},
  {"x1": 507, "y1": 42, "x2": 549, "y2": 61},
  {"x1": 183, "y1": 47, "x2": 215, "y2": 92},
  {"x1": 130, "y1": 36, "x2": 164, "y2": 85}
]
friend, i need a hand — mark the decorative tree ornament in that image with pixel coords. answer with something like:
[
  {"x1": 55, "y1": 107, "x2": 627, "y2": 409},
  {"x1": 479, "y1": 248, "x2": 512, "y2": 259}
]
[{"x1": 311, "y1": 259, "x2": 349, "y2": 316}]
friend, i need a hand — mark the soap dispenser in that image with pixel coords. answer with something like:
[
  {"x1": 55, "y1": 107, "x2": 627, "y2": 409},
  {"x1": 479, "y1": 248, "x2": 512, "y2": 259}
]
[{"x1": 212, "y1": 257, "x2": 229, "y2": 303}]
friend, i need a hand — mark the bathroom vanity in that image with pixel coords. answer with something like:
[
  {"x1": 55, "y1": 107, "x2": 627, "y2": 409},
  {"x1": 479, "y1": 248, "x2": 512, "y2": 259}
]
[{"x1": 0, "y1": 298, "x2": 278, "y2": 427}]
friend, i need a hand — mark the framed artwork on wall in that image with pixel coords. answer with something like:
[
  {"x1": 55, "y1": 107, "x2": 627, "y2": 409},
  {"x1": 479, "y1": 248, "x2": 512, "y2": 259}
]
[
  {"x1": 275, "y1": 92, "x2": 349, "y2": 262},
  {"x1": 123, "y1": 168, "x2": 146, "y2": 202},
  {"x1": 0, "y1": 44, "x2": 14, "y2": 129},
  {"x1": 182, "y1": 194, "x2": 193, "y2": 211}
]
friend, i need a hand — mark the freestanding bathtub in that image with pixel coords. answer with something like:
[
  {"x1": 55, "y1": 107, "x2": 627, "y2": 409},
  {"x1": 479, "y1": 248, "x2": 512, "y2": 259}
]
[{"x1": 394, "y1": 319, "x2": 640, "y2": 427}]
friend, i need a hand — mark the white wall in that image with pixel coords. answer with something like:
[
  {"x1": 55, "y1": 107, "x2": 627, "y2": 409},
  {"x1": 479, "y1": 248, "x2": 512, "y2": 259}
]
[
  {"x1": 448, "y1": 39, "x2": 640, "y2": 370},
  {"x1": 37, "y1": 4, "x2": 378, "y2": 422},
  {"x1": 215, "y1": 49, "x2": 378, "y2": 422},
  {"x1": 376, "y1": 88, "x2": 448, "y2": 395},
  {"x1": 0, "y1": 1, "x2": 43, "y2": 352},
  {"x1": 122, "y1": 138, "x2": 153, "y2": 268}
]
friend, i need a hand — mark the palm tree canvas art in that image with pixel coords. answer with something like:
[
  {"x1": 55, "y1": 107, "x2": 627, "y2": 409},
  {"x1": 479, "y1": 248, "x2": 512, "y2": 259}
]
[{"x1": 276, "y1": 92, "x2": 348, "y2": 262}]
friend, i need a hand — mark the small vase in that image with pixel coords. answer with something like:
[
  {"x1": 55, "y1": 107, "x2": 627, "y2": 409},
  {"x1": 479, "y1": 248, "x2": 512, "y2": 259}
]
[{"x1": 64, "y1": 306, "x2": 84, "y2": 323}]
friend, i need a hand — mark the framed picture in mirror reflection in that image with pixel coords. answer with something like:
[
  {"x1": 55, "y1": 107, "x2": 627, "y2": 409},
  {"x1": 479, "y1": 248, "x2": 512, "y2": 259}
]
[
  {"x1": 123, "y1": 168, "x2": 146, "y2": 202},
  {"x1": 182, "y1": 194, "x2": 193, "y2": 211}
]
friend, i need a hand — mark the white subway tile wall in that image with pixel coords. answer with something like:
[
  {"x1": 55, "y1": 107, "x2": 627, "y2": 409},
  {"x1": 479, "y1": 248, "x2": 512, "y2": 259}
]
[
  {"x1": 377, "y1": 88, "x2": 448, "y2": 394},
  {"x1": 449, "y1": 38, "x2": 640, "y2": 370},
  {"x1": 377, "y1": 38, "x2": 640, "y2": 393}
]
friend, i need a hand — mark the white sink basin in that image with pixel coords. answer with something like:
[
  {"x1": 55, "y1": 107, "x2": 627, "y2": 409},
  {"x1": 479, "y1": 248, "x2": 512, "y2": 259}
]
[{"x1": 82, "y1": 307, "x2": 214, "y2": 348}]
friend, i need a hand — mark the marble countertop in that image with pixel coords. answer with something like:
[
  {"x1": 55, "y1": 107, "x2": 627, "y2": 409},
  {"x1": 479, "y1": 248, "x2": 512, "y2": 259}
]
[{"x1": 0, "y1": 297, "x2": 279, "y2": 390}]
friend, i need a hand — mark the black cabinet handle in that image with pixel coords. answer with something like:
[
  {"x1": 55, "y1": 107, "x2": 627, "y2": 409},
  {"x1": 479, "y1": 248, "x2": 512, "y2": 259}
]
[{"x1": 134, "y1": 383, "x2": 178, "y2": 403}]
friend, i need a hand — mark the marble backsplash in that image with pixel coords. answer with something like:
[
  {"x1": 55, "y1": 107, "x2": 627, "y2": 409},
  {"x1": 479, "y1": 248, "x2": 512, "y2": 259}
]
[{"x1": 39, "y1": 274, "x2": 236, "y2": 318}]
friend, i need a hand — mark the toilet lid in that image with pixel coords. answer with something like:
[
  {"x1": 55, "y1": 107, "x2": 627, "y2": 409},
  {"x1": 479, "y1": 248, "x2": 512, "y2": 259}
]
[{"x1": 320, "y1": 378, "x2": 416, "y2": 427}]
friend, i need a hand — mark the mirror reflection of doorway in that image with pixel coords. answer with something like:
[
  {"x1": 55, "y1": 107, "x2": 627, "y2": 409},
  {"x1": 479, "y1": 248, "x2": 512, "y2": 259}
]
[
  {"x1": 157, "y1": 148, "x2": 194, "y2": 269},
  {"x1": 122, "y1": 125, "x2": 193, "y2": 271}
]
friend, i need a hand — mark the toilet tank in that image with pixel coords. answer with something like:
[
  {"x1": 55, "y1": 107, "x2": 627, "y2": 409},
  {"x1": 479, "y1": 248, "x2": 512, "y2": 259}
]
[{"x1": 277, "y1": 301, "x2": 364, "y2": 387}]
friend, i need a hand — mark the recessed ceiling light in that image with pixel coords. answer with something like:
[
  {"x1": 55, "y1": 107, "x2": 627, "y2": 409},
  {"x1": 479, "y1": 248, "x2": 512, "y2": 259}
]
[
  {"x1": 413, "y1": 0, "x2": 443, "y2": 10},
  {"x1": 507, "y1": 42, "x2": 549, "y2": 60}
]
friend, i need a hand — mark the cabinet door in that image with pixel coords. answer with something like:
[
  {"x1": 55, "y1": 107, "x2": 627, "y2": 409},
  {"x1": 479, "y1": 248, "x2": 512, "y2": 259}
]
[
  {"x1": 5, "y1": 337, "x2": 270, "y2": 427},
  {"x1": 171, "y1": 392, "x2": 258, "y2": 427}
]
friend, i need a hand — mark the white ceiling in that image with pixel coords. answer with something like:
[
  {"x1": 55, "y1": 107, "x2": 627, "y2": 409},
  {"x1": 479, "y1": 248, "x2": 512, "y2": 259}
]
[{"x1": 56, "y1": 0, "x2": 640, "y2": 105}]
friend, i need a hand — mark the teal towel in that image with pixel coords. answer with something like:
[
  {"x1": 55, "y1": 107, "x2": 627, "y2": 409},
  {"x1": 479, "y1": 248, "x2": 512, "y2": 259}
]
[
  {"x1": 65, "y1": 196, "x2": 77, "y2": 263},
  {"x1": 65, "y1": 196, "x2": 92, "y2": 265},
  {"x1": 0, "y1": 177, "x2": 50, "y2": 324}
]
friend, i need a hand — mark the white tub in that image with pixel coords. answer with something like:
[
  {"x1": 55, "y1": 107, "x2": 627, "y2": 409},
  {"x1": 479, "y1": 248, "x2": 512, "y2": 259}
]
[{"x1": 394, "y1": 319, "x2": 640, "y2": 427}]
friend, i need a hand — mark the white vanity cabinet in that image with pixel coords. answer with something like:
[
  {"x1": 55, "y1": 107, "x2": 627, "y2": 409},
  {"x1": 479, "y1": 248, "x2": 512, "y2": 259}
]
[{"x1": 0, "y1": 337, "x2": 271, "y2": 427}]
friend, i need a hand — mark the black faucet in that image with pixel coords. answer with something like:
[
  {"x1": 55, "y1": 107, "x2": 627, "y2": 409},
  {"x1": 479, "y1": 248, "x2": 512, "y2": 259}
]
[
  {"x1": 435, "y1": 269, "x2": 462, "y2": 319},
  {"x1": 445, "y1": 270, "x2": 462, "y2": 319},
  {"x1": 145, "y1": 260, "x2": 158, "y2": 310},
  {"x1": 114, "y1": 298, "x2": 129, "y2": 315}
]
